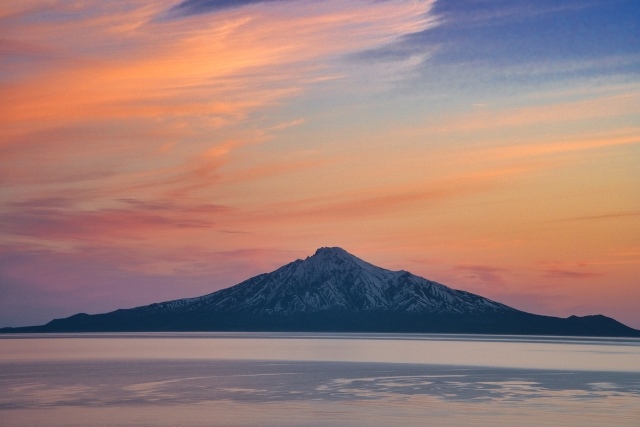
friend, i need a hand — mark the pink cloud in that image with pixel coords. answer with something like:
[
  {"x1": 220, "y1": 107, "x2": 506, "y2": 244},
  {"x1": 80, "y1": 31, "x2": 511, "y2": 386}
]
[
  {"x1": 542, "y1": 268, "x2": 601, "y2": 280},
  {"x1": 453, "y1": 264, "x2": 509, "y2": 286}
]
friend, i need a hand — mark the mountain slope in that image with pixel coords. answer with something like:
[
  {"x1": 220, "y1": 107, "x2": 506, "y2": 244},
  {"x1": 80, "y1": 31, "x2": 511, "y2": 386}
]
[
  {"x1": 3, "y1": 247, "x2": 639, "y2": 337},
  {"x1": 145, "y1": 247, "x2": 515, "y2": 316}
]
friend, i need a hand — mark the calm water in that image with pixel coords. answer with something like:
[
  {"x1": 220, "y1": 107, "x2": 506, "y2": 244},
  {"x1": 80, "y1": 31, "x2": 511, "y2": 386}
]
[{"x1": 1, "y1": 333, "x2": 639, "y2": 426}]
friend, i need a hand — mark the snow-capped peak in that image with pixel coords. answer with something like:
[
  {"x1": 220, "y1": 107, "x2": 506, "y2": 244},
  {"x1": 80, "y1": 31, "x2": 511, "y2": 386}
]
[{"x1": 153, "y1": 247, "x2": 517, "y2": 317}]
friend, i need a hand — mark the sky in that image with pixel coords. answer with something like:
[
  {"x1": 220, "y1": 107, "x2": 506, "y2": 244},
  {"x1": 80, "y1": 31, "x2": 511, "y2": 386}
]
[{"x1": 1, "y1": 0, "x2": 639, "y2": 328}]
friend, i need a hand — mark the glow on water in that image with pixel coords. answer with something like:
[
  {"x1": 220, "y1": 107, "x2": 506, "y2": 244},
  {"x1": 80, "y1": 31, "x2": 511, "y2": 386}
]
[
  {"x1": 1, "y1": 333, "x2": 639, "y2": 426},
  {"x1": 1, "y1": 333, "x2": 639, "y2": 372}
]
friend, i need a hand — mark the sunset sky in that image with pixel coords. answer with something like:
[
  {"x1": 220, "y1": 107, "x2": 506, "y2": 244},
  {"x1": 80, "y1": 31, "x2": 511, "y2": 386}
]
[{"x1": 1, "y1": 0, "x2": 639, "y2": 328}]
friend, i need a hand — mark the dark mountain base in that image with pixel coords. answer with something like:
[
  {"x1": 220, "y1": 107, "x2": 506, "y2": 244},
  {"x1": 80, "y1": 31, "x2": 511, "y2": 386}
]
[{"x1": 3, "y1": 310, "x2": 639, "y2": 337}]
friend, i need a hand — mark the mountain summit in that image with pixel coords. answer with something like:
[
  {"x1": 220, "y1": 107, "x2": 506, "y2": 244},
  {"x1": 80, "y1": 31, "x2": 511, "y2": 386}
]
[
  {"x1": 181, "y1": 246, "x2": 515, "y2": 316},
  {"x1": 3, "y1": 247, "x2": 639, "y2": 336}
]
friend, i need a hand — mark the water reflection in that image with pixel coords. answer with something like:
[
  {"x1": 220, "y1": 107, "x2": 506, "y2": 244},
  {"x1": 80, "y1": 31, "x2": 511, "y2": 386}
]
[
  {"x1": 2, "y1": 360, "x2": 640, "y2": 406},
  {"x1": 1, "y1": 334, "x2": 639, "y2": 426},
  {"x1": 1, "y1": 333, "x2": 640, "y2": 371}
]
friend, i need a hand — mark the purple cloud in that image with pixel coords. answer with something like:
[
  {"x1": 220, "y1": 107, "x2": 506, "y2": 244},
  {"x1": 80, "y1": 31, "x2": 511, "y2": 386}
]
[
  {"x1": 543, "y1": 268, "x2": 600, "y2": 280},
  {"x1": 454, "y1": 263, "x2": 508, "y2": 286},
  {"x1": 169, "y1": 0, "x2": 289, "y2": 16}
]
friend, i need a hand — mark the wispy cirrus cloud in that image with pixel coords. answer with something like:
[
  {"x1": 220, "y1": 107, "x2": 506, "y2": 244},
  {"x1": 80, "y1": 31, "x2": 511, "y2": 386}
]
[
  {"x1": 0, "y1": 198, "x2": 230, "y2": 244},
  {"x1": 542, "y1": 268, "x2": 601, "y2": 280},
  {"x1": 416, "y1": 92, "x2": 640, "y2": 137},
  {"x1": 548, "y1": 210, "x2": 640, "y2": 223},
  {"x1": 0, "y1": 0, "x2": 440, "y2": 327},
  {"x1": 453, "y1": 264, "x2": 508, "y2": 286},
  {"x1": 168, "y1": 0, "x2": 288, "y2": 17}
]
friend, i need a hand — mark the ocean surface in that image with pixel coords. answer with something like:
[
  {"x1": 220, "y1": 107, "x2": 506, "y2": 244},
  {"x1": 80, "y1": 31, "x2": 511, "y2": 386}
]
[{"x1": 1, "y1": 333, "x2": 639, "y2": 426}]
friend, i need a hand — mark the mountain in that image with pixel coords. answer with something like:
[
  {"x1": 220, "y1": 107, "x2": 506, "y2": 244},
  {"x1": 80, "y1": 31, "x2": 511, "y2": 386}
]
[{"x1": 2, "y1": 247, "x2": 639, "y2": 336}]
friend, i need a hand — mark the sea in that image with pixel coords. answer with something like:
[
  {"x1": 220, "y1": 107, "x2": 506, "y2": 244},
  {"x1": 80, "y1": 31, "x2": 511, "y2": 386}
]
[{"x1": 1, "y1": 333, "x2": 639, "y2": 426}]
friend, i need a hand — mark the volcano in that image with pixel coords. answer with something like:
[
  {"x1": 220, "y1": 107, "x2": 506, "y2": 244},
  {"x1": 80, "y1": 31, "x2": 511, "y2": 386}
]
[{"x1": 3, "y1": 247, "x2": 639, "y2": 337}]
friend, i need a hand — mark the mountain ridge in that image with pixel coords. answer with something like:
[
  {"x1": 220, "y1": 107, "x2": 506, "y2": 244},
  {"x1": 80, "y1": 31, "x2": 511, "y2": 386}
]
[
  {"x1": 153, "y1": 246, "x2": 516, "y2": 316},
  {"x1": 2, "y1": 247, "x2": 639, "y2": 337}
]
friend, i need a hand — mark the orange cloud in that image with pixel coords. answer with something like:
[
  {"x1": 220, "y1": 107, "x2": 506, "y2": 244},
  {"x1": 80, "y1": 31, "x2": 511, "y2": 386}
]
[
  {"x1": 1, "y1": 0, "x2": 440, "y2": 256},
  {"x1": 408, "y1": 91, "x2": 640, "y2": 139}
]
